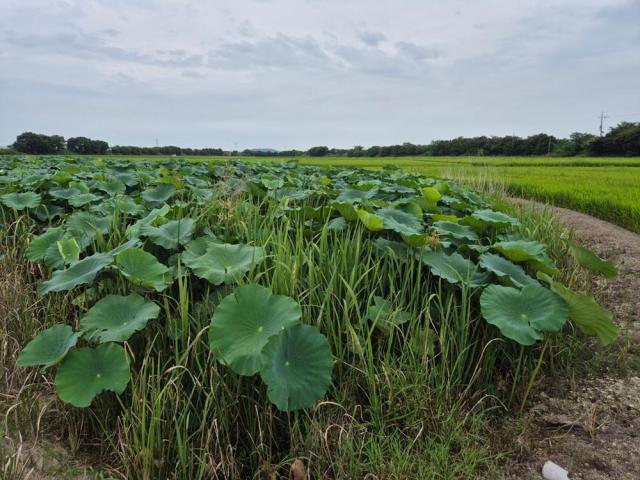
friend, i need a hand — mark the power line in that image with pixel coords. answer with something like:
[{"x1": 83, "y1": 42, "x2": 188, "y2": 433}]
[{"x1": 598, "y1": 111, "x2": 610, "y2": 136}]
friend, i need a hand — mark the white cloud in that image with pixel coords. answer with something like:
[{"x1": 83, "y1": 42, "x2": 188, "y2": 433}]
[{"x1": 0, "y1": 0, "x2": 638, "y2": 149}]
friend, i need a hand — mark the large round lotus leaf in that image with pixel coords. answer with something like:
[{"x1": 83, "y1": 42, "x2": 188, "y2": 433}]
[
  {"x1": 492, "y1": 240, "x2": 559, "y2": 275},
  {"x1": 568, "y1": 242, "x2": 617, "y2": 278},
  {"x1": 432, "y1": 221, "x2": 479, "y2": 241},
  {"x1": 209, "y1": 284, "x2": 301, "y2": 376},
  {"x1": 80, "y1": 293, "x2": 160, "y2": 343},
  {"x1": 355, "y1": 208, "x2": 384, "y2": 231},
  {"x1": 141, "y1": 184, "x2": 176, "y2": 204},
  {"x1": 1, "y1": 192, "x2": 41, "y2": 210},
  {"x1": 115, "y1": 248, "x2": 171, "y2": 292},
  {"x1": 418, "y1": 250, "x2": 489, "y2": 287},
  {"x1": 184, "y1": 243, "x2": 265, "y2": 286},
  {"x1": 470, "y1": 209, "x2": 520, "y2": 228},
  {"x1": 478, "y1": 253, "x2": 539, "y2": 288},
  {"x1": 480, "y1": 284, "x2": 569, "y2": 345},
  {"x1": 38, "y1": 253, "x2": 114, "y2": 296},
  {"x1": 141, "y1": 218, "x2": 196, "y2": 249},
  {"x1": 538, "y1": 272, "x2": 618, "y2": 345},
  {"x1": 260, "y1": 324, "x2": 333, "y2": 411},
  {"x1": 17, "y1": 324, "x2": 80, "y2": 368},
  {"x1": 377, "y1": 207, "x2": 423, "y2": 236},
  {"x1": 55, "y1": 343, "x2": 130, "y2": 407}
]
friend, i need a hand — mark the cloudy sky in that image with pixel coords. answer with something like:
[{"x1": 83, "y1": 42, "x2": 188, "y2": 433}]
[{"x1": 1, "y1": 0, "x2": 639, "y2": 150}]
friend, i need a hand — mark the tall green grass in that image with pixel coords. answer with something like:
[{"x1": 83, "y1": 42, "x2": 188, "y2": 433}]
[{"x1": 0, "y1": 177, "x2": 592, "y2": 479}]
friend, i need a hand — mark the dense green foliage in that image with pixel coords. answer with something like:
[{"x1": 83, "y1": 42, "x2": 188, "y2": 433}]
[
  {"x1": 1, "y1": 155, "x2": 617, "y2": 478},
  {"x1": 8, "y1": 121, "x2": 638, "y2": 157},
  {"x1": 67, "y1": 136, "x2": 109, "y2": 155}
]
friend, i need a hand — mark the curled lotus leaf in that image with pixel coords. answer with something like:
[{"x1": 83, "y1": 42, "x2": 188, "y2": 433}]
[
  {"x1": 569, "y1": 242, "x2": 617, "y2": 278},
  {"x1": 38, "y1": 253, "x2": 114, "y2": 296},
  {"x1": 17, "y1": 324, "x2": 81, "y2": 369},
  {"x1": 57, "y1": 238, "x2": 80, "y2": 265},
  {"x1": 492, "y1": 240, "x2": 559, "y2": 275},
  {"x1": 418, "y1": 250, "x2": 489, "y2": 287},
  {"x1": 538, "y1": 272, "x2": 618, "y2": 345},
  {"x1": 478, "y1": 253, "x2": 539, "y2": 288},
  {"x1": 115, "y1": 248, "x2": 171, "y2": 292},
  {"x1": 355, "y1": 208, "x2": 384, "y2": 231}
]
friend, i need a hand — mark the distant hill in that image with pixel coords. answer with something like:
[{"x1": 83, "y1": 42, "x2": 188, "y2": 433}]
[{"x1": 249, "y1": 148, "x2": 279, "y2": 154}]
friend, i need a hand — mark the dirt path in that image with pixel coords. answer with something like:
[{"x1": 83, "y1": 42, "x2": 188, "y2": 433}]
[{"x1": 503, "y1": 200, "x2": 640, "y2": 479}]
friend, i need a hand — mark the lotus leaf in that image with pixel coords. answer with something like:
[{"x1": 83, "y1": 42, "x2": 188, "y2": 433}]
[
  {"x1": 569, "y1": 242, "x2": 618, "y2": 278},
  {"x1": 115, "y1": 248, "x2": 171, "y2": 291},
  {"x1": 1, "y1": 191, "x2": 41, "y2": 210},
  {"x1": 141, "y1": 218, "x2": 196, "y2": 249},
  {"x1": 57, "y1": 238, "x2": 80, "y2": 265},
  {"x1": 183, "y1": 242, "x2": 265, "y2": 285},
  {"x1": 492, "y1": 240, "x2": 559, "y2": 275},
  {"x1": 418, "y1": 250, "x2": 489, "y2": 286},
  {"x1": 355, "y1": 208, "x2": 384, "y2": 231},
  {"x1": 366, "y1": 296, "x2": 412, "y2": 334},
  {"x1": 377, "y1": 207, "x2": 423, "y2": 236},
  {"x1": 80, "y1": 293, "x2": 160, "y2": 343},
  {"x1": 38, "y1": 253, "x2": 114, "y2": 296},
  {"x1": 141, "y1": 184, "x2": 176, "y2": 204},
  {"x1": 17, "y1": 324, "x2": 80, "y2": 368},
  {"x1": 209, "y1": 284, "x2": 301, "y2": 375},
  {"x1": 471, "y1": 209, "x2": 520, "y2": 228},
  {"x1": 432, "y1": 221, "x2": 479, "y2": 241},
  {"x1": 478, "y1": 253, "x2": 539, "y2": 287},
  {"x1": 538, "y1": 273, "x2": 618, "y2": 345},
  {"x1": 260, "y1": 324, "x2": 333, "y2": 411},
  {"x1": 55, "y1": 343, "x2": 130, "y2": 407},
  {"x1": 480, "y1": 284, "x2": 568, "y2": 345}
]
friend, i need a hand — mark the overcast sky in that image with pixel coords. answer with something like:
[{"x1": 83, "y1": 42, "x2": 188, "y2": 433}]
[{"x1": 1, "y1": 0, "x2": 639, "y2": 150}]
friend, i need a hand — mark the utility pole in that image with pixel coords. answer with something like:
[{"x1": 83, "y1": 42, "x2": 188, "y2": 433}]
[{"x1": 598, "y1": 111, "x2": 609, "y2": 136}]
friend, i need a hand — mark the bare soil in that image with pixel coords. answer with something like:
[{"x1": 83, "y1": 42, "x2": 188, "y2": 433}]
[{"x1": 502, "y1": 200, "x2": 640, "y2": 479}]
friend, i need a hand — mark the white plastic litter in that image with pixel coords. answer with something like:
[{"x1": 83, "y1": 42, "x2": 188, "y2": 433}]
[{"x1": 542, "y1": 461, "x2": 570, "y2": 480}]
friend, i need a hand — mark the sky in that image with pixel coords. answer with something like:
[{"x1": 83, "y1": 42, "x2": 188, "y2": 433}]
[{"x1": 1, "y1": 0, "x2": 639, "y2": 150}]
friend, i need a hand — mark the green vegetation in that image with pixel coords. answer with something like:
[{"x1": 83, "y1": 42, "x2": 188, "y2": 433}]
[{"x1": 1, "y1": 155, "x2": 618, "y2": 478}]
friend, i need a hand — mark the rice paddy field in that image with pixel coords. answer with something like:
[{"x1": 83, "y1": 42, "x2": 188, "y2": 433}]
[{"x1": 0, "y1": 153, "x2": 629, "y2": 479}]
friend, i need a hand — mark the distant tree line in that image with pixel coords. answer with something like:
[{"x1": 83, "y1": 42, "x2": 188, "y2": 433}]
[{"x1": 6, "y1": 122, "x2": 639, "y2": 156}]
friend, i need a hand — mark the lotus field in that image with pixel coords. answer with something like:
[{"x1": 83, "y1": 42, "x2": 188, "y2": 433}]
[{"x1": 0, "y1": 155, "x2": 619, "y2": 477}]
